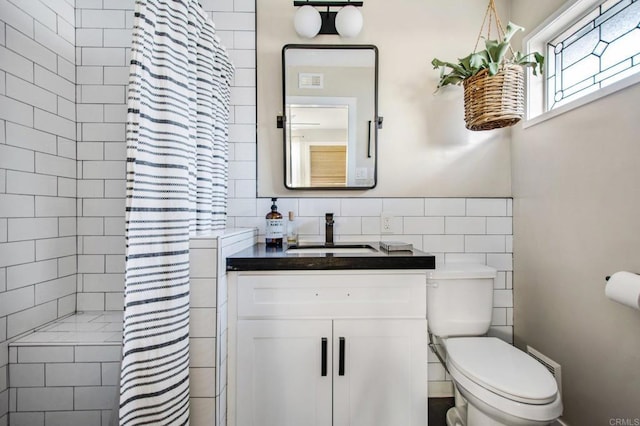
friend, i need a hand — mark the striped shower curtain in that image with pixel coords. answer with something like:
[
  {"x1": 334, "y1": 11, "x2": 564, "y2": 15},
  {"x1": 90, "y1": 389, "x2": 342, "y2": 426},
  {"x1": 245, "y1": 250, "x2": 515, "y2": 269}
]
[{"x1": 120, "y1": 0, "x2": 233, "y2": 424}]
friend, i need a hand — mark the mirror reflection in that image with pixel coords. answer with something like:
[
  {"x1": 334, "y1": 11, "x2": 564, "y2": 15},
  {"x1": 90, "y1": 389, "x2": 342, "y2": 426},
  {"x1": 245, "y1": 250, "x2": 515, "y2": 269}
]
[{"x1": 283, "y1": 45, "x2": 378, "y2": 189}]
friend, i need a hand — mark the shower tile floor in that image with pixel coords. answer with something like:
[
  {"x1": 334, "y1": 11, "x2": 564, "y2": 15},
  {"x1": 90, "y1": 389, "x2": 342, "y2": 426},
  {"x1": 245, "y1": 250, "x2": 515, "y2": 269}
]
[{"x1": 13, "y1": 311, "x2": 124, "y2": 345}]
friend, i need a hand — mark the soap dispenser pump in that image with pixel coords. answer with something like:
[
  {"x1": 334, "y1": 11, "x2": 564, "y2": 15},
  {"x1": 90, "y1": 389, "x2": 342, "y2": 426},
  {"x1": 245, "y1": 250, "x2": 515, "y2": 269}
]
[{"x1": 265, "y1": 198, "x2": 284, "y2": 247}]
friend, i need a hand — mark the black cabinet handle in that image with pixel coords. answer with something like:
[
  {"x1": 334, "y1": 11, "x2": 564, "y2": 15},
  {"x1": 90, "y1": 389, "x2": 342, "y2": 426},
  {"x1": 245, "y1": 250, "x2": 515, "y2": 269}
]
[
  {"x1": 321, "y1": 337, "x2": 328, "y2": 377},
  {"x1": 338, "y1": 337, "x2": 345, "y2": 376}
]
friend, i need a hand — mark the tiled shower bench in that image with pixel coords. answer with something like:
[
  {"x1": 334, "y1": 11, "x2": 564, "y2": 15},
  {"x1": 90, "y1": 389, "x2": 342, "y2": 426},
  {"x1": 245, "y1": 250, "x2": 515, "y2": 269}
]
[{"x1": 8, "y1": 311, "x2": 123, "y2": 426}]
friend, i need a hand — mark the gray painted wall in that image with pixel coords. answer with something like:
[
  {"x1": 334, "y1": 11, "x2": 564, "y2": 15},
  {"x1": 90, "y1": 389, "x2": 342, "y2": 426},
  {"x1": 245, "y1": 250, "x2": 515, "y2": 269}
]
[{"x1": 512, "y1": 1, "x2": 640, "y2": 424}]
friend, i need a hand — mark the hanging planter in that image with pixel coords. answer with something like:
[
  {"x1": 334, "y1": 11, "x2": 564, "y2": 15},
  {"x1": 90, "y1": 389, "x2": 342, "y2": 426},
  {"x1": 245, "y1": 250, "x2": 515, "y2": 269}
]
[
  {"x1": 463, "y1": 64, "x2": 524, "y2": 131},
  {"x1": 432, "y1": 0, "x2": 544, "y2": 131}
]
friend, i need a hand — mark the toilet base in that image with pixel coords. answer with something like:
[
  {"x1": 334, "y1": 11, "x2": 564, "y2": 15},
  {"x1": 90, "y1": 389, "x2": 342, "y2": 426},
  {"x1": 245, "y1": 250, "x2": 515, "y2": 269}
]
[
  {"x1": 446, "y1": 406, "x2": 466, "y2": 426},
  {"x1": 452, "y1": 382, "x2": 556, "y2": 426},
  {"x1": 447, "y1": 404, "x2": 509, "y2": 426}
]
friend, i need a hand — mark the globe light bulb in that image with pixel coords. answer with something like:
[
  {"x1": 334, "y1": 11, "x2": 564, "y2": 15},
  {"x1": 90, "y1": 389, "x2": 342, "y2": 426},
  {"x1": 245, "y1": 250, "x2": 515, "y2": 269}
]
[
  {"x1": 335, "y1": 5, "x2": 363, "y2": 38},
  {"x1": 294, "y1": 5, "x2": 322, "y2": 39}
]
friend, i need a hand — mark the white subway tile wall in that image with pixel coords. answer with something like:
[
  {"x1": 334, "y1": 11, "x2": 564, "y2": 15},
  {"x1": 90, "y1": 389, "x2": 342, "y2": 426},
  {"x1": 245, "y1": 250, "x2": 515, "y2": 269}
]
[{"x1": 0, "y1": 1, "x2": 77, "y2": 423}]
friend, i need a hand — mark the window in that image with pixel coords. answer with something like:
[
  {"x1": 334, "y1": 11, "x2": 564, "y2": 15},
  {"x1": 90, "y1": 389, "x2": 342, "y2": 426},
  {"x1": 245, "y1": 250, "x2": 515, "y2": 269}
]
[{"x1": 524, "y1": 0, "x2": 640, "y2": 124}]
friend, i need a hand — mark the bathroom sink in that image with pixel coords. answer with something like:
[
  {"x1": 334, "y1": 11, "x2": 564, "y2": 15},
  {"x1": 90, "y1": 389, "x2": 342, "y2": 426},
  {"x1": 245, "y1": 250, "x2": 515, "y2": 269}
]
[
  {"x1": 227, "y1": 242, "x2": 435, "y2": 271},
  {"x1": 286, "y1": 244, "x2": 377, "y2": 255}
]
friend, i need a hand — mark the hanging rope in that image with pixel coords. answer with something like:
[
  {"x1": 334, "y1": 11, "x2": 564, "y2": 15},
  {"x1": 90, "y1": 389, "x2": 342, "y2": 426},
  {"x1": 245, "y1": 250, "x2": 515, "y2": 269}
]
[{"x1": 473, "y1": 0, "x2": 514, "y2": 57}]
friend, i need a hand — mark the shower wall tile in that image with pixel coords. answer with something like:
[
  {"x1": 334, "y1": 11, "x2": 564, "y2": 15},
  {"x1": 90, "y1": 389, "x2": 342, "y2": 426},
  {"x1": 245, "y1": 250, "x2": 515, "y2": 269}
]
[
  {"x1": 6, "y1": 171, "x2": 58, "y2": 196},
  {"x1": 211, "y1": 11, "x2": 255, "y2": 31},
  {"x1": 5, "y1": 123, "x2": 58, "y2": 154},
  {"x1": 7, "y1": 218, "x2": 59, "y2": 242},
  {"x1": 82, "y1": 199, "x2": 125, "y2": 217},
  {"x1": 35, "y1": 276, "x2": 76, "y2": 303},
  {"x1": 57, "y1": 98, "x2": 75, "y2": 122},
  {"x1": 81, "y1": 10, "x2": 125, "y2": 28},
  {"x1": 6, "y1": 75, "x2": 58, "y2": 113},
  {"x1": 0, "y1": 96, "x2": 34, "y2": 128},
  {"x1": 33, "y1": 110, "x2": 75, "y2": 140},
  {"x1": 35, "y1": 236, "x2": 76, "y2": 261},
  {"x1": 0, "y1": 145, "x2": 36, "y2": 173},
  {"x1": 1, "y1": 4, "x2": 76, "y2": 391},
  {"x1": 6, "y1": 27, "x2": 57, "y2": 72},
  {"x1": 34, "y1": 197, "x2": 76, "y2": 217},
  {"x1": 232, "y1": 68, "x2": 255, "y2": 87},
  {"x1": 35, "y1": 153, "x2": 76, "y2": 179},
  {"x1": 16, "y1": 387, "x2": 74, "y2": 412},
  {"x1": 7, "y1": 301, "x2": 58, "y2": 338},
  {"x1": 76, "y1": 67, "x2": 103, "y2": 85},
  {"x1": 82, "y1": 47, "x2": 126, "y2": 66},
  {"x1": 0, "y1": 2, "x2": 34, "y2": 37},
  {"x1": 103, "y1": 104, "x2": 127, "y2": 121},
  {"x1": 82, "y1": 236, "x2": 125, "y2": 255},
  {"x1": 46, "y1": 411, "x2": 101, "y2": 426},
  {"x1": 81, "y1": 161, "x2": 125, "y2": 180},
  {"x1": 58, "y1": 54, "x2": 76, "y2": 81},
  {"x1": 7, "y1": 260, "x2": 58, "y2": 291},
  {"x1": 234, "y1": 31, "x2": 255, "y2": 49},
  {"x1": 76, "y1": 28, "x2": 102, "y2": 46},
  {"x1": 57, "y1": 255, "x2": 77, "y2": 276},
  {"x1": 9, "y1": 412, "x2": 43, "y2": 426},
  {"x1": 57, "y1": 138, "x2": 76, "y2": 161},
  {"x1": 0, "y1": 195, "x2": 34, "y2": 218},
  {"x1": 0, "y1": 48, "x2": 35, "y2": 83},
  {"x1": 80, "y1": 85, "x2": 125, "y2": 103},
  {"x1": 103, "y1": 28, "x2": 133, "y2": 47},
  {"x1": 103, "y1": 217, "x2": 125, "y2": 236},
  {"x1": 0, "y1": 240, "x2": 35, "y2": 269},
  {"x1": 34, "y1": 66, "x2": 75, "y2": 100},
  {"x1": 104, "y1": 291, "x2": 123, "y2": 310},
  {"x1": 76, "y1": 142, "x2": 103, "y2": 160}
]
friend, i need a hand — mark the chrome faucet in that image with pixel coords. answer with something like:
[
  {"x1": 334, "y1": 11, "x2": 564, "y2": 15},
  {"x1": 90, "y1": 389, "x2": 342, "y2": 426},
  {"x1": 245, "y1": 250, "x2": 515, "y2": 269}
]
[{"x1": 325, "y1": 213, "x2": 334, "y2": 246}]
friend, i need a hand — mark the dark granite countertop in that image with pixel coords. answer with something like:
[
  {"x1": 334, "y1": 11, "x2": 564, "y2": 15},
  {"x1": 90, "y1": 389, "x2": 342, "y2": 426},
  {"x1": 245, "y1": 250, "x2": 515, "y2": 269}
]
[{"x1": 226, "y1": 242, "x2": 436, "y2": 271}]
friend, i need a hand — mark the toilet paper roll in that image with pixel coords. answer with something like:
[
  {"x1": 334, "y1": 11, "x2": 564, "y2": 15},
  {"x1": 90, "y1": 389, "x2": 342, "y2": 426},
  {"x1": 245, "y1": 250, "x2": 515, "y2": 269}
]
[{"x1": 605, "y1": 271, "x2": 640, "y2": 311}]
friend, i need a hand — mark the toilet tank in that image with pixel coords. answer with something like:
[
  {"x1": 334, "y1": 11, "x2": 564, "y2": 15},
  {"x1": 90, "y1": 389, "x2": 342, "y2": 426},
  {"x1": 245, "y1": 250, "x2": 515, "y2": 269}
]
[{"x1": 427, "y1": 264, "x2": 497, "y2": 337}]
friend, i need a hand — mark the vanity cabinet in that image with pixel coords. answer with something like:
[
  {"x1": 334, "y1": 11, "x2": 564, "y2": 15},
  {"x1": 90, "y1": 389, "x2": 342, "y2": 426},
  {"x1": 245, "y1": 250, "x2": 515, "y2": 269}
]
[
  {"x1": 228, "y1": 271, "x2": 428, "y2": 426},
  {"x1": 236, "y1": 320, "x2": 331, "y2": 426}
]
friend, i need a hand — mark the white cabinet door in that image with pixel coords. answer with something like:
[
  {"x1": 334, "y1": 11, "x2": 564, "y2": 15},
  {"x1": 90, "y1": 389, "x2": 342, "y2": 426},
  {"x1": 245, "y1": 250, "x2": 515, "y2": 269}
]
[
  {"x1": 236, "y1": 320, "x2": 333, "y2": 426},
  {"x1": 333, "y1": 319, "x2": 428, "y2": 426}
]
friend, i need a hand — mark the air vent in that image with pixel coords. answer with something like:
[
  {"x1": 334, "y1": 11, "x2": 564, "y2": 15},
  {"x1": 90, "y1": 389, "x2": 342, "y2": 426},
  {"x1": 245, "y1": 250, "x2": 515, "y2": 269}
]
[
  {"x1": 299, "y1": 72, "x2": 323, "y2": 89},
  {"x1": 527, "y1": 346, "x2": 562, "y2": 395}
]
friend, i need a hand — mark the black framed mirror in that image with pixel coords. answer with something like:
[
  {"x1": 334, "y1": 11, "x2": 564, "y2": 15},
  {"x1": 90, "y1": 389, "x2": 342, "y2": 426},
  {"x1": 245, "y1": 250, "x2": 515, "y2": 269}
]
[{"x1": 282, "y1": 44, "x2": 379, "y2": 190}]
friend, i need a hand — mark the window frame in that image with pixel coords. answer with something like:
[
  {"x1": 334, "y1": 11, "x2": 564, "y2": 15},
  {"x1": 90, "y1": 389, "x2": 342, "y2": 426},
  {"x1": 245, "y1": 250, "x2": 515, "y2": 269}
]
[{"x1": 523, "y1": 0, "x2": 640, "y2": 128}]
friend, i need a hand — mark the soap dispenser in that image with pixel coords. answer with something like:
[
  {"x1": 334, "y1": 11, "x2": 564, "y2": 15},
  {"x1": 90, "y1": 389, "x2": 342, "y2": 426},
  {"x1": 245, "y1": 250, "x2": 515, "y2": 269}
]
[{"x1": 265, "y1": 198, "x2": 284, "y2": 247}]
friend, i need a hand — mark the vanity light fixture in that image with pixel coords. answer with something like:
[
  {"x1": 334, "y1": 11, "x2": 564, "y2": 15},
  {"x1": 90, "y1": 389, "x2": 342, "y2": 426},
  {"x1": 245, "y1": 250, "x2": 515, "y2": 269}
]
[{"x1": 293, "y1": 1, "x2": 364, "y2": 39}]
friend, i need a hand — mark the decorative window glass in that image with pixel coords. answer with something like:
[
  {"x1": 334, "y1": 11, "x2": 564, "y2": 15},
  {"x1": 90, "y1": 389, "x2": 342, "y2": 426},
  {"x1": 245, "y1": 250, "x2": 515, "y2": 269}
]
[
  {"x1": 524, "y1": 0, "x2": 640, "y2": 124},
  {"x1": 546, "y1": 0, "x2": 640, "y2": 110}
]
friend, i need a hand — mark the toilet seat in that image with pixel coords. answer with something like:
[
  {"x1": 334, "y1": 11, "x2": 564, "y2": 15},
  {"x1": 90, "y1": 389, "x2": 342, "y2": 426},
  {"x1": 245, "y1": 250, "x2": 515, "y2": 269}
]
[
  {"x1": 445, "y1": 337, "x2": 558, "y2": 404},
  {"x1": 444, "y1": 337, "x2": 563, "y2": 422}
]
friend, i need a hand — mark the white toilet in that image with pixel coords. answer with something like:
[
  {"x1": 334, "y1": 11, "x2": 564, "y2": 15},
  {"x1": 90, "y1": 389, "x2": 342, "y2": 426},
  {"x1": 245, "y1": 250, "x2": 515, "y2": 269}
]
[{"x1": 427, "y1": 264, "x2": 563, "y2": 426}]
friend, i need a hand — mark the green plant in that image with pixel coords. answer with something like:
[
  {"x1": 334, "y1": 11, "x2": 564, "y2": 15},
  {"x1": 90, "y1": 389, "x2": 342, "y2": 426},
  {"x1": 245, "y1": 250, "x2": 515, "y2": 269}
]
[{"x1": 432, "y1": 22, "x2": 544, "y2": 90}]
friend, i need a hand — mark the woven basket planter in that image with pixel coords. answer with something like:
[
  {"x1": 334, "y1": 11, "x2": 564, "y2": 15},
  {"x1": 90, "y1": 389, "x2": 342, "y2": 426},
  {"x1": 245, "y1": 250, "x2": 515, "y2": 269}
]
[{"x1": 463, "y1": 64, "x2": 524, "y2": 131}]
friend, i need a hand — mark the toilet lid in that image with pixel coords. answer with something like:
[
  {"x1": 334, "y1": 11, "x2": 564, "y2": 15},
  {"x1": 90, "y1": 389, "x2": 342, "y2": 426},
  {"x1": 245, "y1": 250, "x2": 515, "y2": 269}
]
[{"x1": 445, "y1": 337, "x2": 558, "y2": 404}]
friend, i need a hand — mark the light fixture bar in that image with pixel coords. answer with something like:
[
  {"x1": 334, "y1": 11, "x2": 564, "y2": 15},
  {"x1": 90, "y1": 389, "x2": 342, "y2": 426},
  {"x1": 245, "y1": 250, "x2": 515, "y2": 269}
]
[{"x1": 293, "y1": 1, "x2": 363, "y2": 7}]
